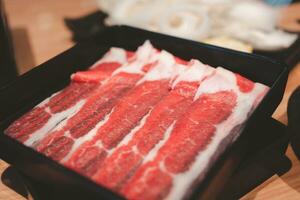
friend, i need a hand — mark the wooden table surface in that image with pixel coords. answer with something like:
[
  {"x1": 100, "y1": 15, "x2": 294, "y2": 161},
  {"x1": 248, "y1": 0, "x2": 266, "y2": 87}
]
[{"x1": 1, "y1": 0, "x2": 300, "y2": 199}]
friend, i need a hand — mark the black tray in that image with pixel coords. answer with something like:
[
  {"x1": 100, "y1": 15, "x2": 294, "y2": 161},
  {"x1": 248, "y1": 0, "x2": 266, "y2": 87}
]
[
  {"x1": 221, "y1": 118, "x2": 291, "y2": 199},
  {"x1": 0, "y1": 26, "x2": 288, "y2": 200}
]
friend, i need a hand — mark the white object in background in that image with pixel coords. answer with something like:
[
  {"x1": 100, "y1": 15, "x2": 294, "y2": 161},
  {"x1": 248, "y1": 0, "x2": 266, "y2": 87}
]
[
  {"x1": 96, "y1": 0, "x2": 298, "y2": 51},
  {"x1": 106, "y1": 0, "x2": 149, "y2": 27},
  {"x1": 224, "y1": 1, "x2": 298, "y2": 50},
  {"x1": 228, "y1": 1, "x2": 279, "y2": 32},
  {"x1": 159, "y1": 4, "x2": 210, "y2": 40},
  {"x1": 224, "y1": 23, "x2": 298, "y2": 50}
]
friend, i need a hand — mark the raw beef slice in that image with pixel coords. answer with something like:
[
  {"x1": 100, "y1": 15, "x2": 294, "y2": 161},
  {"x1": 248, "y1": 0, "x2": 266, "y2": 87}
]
[
  {"x1": 64, "y1": 50, "x2": 185, "y2": 177},
  {"x1": 92, "y1": 60, "x2": 214, "y2": 190},
  {"x1": 121, "y1": 67, "x2": 268, "y2": 200},
  {"x1": 5, "y1": 47, "x2": 131, "y2": 144},
  {"x1": 36, "y1": 41, "x2": 159, "y2": 161}
]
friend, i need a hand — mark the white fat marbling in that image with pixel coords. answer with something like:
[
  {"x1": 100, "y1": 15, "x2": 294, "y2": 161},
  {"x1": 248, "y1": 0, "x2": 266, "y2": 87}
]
[
  {"x1": 165, "y1": 68, "x2": 269, "y2": 200},
  {"x1": 90, "y1": 47, "x2": 127, "y2": 68},
  {"x1": 143, "y1": 122, "x2": 175, "y2": 164},
  {"x1": 61, "y1": 108, "x2": 115, "y2": 163},
  {"x1": 172, "y1": 59, "x2": 214, "y2": 88},
  {"x1": 194, "y1": 67, "x2": 236, "y2": 100},
  {"x1": 24, "y1": 100, "x2": 86, "y2": 147},
  {"x1": 112, "y1": 40, "x2": 157, "y2": 75},
  {"x1": 115, "y1": 109, "x2": 152, "y2": 149},
  {"x1": 137, "y1": 50, "x2": 188, "y2": 84}
]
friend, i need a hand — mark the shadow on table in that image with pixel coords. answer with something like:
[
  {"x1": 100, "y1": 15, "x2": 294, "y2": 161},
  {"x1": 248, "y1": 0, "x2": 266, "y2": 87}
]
[
  {"x1": 242, "y1": 146, "x2": 300, "y2": 200},
  {"x1": 1, "y1": 167, "x2": 29, "y2": 199},
  {"x1": 11, "y1": 27, "x2": 36, "y2": 75},
  {"x1": 279, "y1": 148, "x2": 300, "y2": 194}
]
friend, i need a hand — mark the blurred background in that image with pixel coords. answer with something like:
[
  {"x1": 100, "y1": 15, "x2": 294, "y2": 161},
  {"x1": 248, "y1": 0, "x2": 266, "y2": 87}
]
[
  {"x1": 0, "y1": 0, "x2": 300, "y2": 200},
  {"x1": 2, "y1": 0, "x2": 97, "y2": 74},
  {"x1": 2, "y1": 0, "x2": 300, "y2": 75}
]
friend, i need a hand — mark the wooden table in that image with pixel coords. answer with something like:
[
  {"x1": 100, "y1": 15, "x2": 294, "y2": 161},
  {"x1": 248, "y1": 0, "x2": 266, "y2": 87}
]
[{"x1": 1, "y1": 0, "x2": 300, "y2": 199}]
